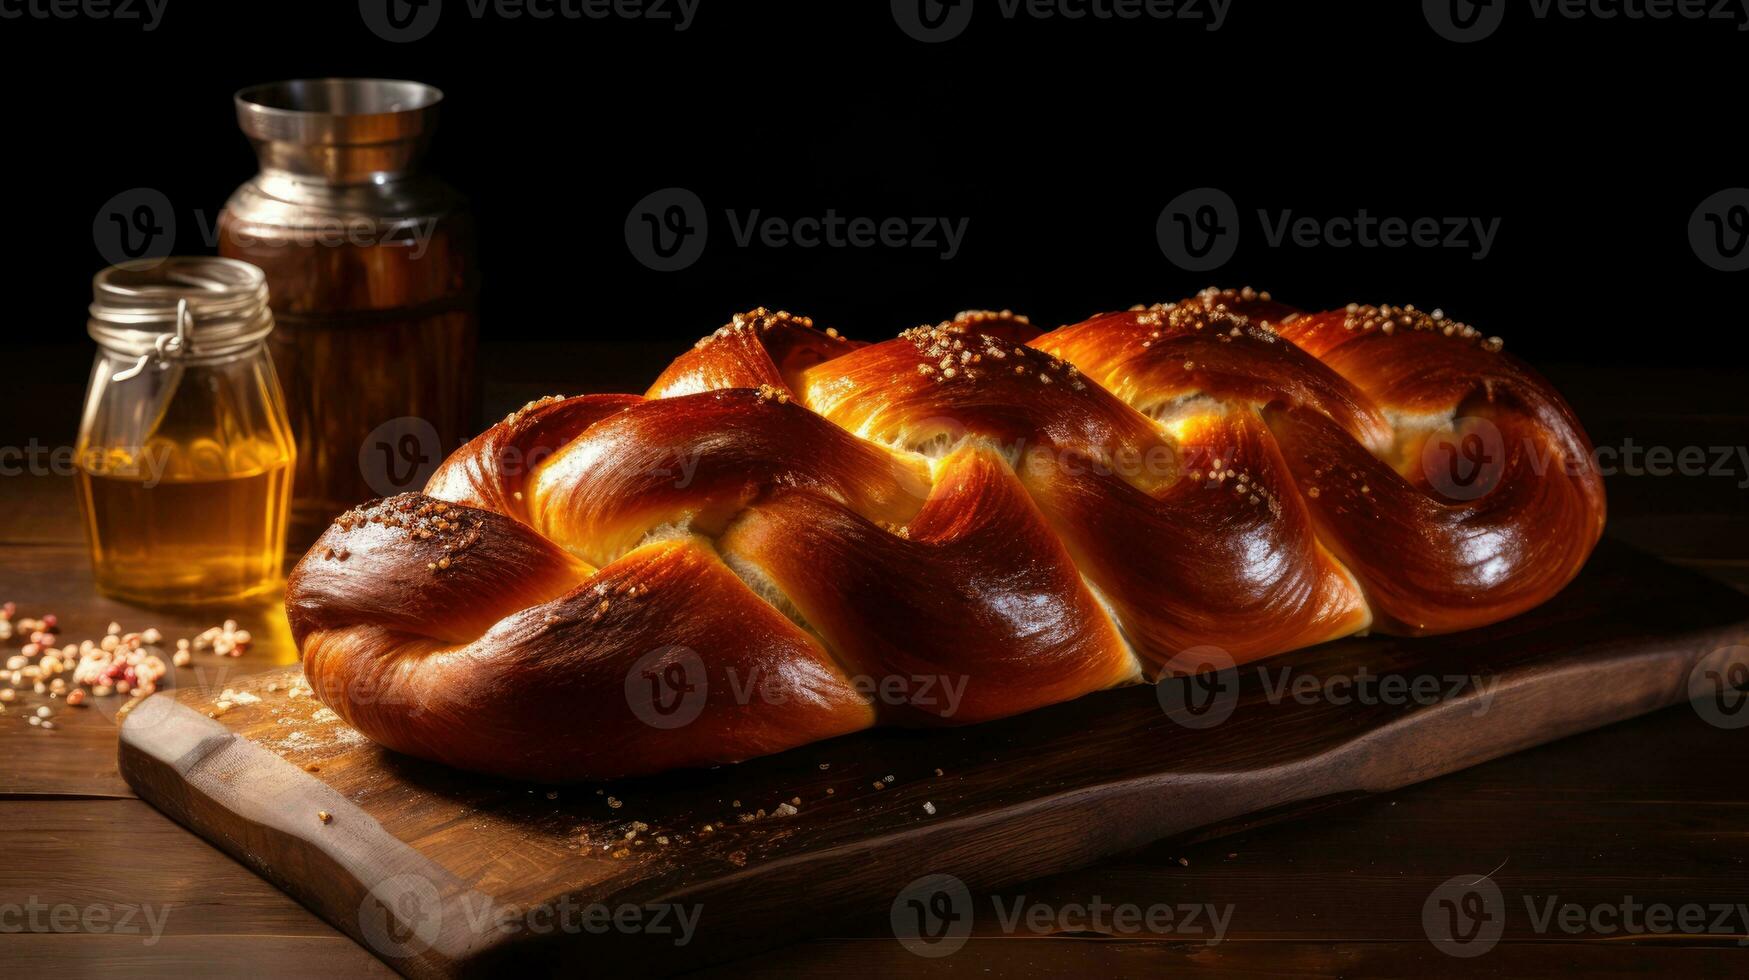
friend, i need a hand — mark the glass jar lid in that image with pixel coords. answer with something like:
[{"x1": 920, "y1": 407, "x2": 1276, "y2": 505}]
[{"x1": 89, "y1": 257, "x2": 274, "y2": 368}]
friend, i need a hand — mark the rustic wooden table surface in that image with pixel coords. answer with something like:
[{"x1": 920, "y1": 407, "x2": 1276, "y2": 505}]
[{"x1": 3, "y1": 357, "x2": 1747, "y2": 977}]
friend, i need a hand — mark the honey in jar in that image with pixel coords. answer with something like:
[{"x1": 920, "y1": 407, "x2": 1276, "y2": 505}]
[{"x1": 77, "y1": 258, "x2": 296, "y2": 607}]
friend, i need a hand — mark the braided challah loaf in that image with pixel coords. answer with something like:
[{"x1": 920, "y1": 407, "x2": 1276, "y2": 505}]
[{"x1": 285, "y1": 288, "x2": 1606, "y2": 780}]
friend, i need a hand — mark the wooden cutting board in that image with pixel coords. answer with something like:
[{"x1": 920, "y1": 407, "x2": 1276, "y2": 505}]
[{"x1": 117, "y1": 539, "x2": 1749, "y2": 977}]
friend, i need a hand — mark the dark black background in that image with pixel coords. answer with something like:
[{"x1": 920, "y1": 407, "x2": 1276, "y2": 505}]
[{"x1": 5, "y1": 0, "x2": 1744, "y2": 446}]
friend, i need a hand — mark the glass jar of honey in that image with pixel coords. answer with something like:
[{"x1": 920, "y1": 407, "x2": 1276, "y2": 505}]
[{"x1": 77, "y1": 257, "x2": 295, "y2": 607}]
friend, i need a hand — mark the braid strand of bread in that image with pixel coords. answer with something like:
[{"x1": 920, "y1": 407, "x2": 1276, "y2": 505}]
[{"x1": 285, "y1": 289, "x2": 1607, "y2": 780}]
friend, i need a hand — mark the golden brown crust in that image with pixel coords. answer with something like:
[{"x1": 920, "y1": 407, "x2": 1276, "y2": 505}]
[
  {"x1": 286, "y1": 495, "x2": 591, "y2": 643},
  {"x1": 1021, "y1": 409, "x2": 1371, "y2": 670},
  {"x1": 424, "y1": 393, "x2": 643, "y2": 522},
  {"x1": 1035, "y1": 305, "x2": 1392, "y2": 452},
  {"x1": 286, "y1": 295, "x2": 1608, "y2": 780},
  {"x1": 528, "y1": 389, "x2": 933, "y2": 568},
  {"x1": 718, "y1": 446, "x2": 1139, "y2": 722},
  {"x1": 799, "y1": 321, "x2": 1175, "y2": 493},
  {"x1": 647, "y1": 307, "x2": 860, "y2": 399},
  {"x1": 295, "y1": 533, "x2": 873, "y2": 781}
]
